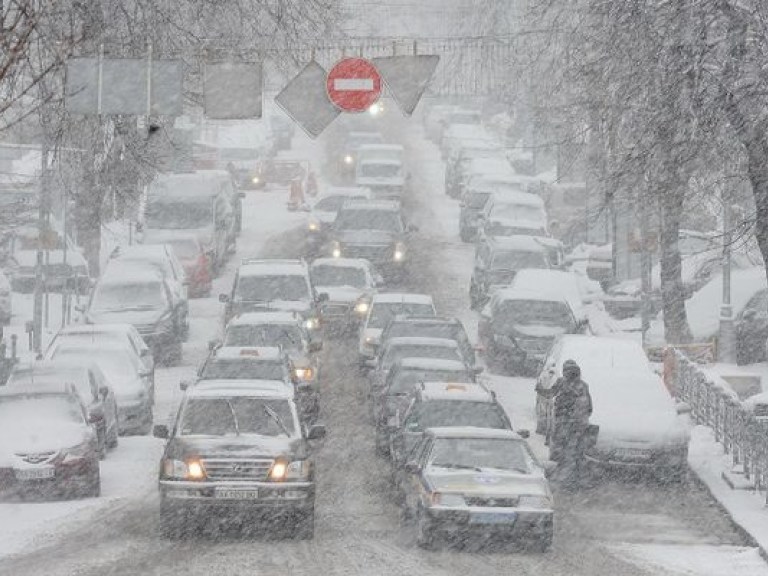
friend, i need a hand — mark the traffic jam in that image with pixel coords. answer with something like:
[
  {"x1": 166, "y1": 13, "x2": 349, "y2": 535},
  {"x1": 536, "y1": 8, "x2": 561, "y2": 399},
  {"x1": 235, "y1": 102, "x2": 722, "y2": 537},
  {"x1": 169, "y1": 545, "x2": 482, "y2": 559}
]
[{"x1": 1, "y1": 13, "x2": 767, "y2": 575}]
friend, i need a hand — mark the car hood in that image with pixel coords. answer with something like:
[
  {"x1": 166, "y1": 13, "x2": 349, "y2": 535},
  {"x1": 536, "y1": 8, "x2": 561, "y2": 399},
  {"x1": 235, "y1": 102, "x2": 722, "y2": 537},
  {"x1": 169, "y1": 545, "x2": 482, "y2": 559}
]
[
  {"x1": 233, "y1": 300, "x2": 311, "y2": 314},
  {"x1": 109, "y1": 379, "x2": 146, "y2": 403},
  {"x1": 337, "y1": 230, "x2": 397, "y2": 245},
  {"x1": 316, "y1": 286, "x2": 366, "y2": 303},
  {"x1": 425, "y1": 468, "x2": 549, "y2": 498},
  {"x1": 170, "y1": 435, "x2": 306, "y2": 460},
  {"x1": 356, "y1": 176, "x2": 405, "y2": 187},
  {"x1": 88, "y1": 309, "x2": 165, "y2": 326},
  {"x1": 312, "y1": 210, "x2": 336, "y2": 224},
  {"x1": 508, "y1": 324, "x2": 569, "y2": 339},
  {"x1": 0, "y1": 423, "x2": 90, "y2": 463}
]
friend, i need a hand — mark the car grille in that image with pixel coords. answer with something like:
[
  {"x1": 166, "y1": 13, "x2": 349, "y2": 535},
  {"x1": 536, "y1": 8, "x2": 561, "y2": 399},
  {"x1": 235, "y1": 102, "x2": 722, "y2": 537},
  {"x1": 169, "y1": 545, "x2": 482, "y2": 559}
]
[
  {"x1": 322, "y1": 303, "x2": 351, "y2": 317},
  {"x1": 201, "y1": 458, "x2": 274, "y2": 481},
  {"x1": 465, "y1": 496, "x2": 519, "y2": 508},
  {"x1": 612, "y1": 447, "x2": 653, "y2": 460},
  {"x1": 16, "y1": 451, "x2": 57, "y2": 465},
  {"x1": 341, "y1": 244, "x2": 392, "y2": 261}
]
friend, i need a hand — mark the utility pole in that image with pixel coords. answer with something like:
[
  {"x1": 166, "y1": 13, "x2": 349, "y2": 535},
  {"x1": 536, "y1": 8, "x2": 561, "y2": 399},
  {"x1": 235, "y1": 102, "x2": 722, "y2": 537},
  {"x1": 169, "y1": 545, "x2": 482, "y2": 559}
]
[
  {"x1": 33, "y1": 123, "x2": 50, "y2": 354},
  {"x1": 718, "y1": 186, "x2": 736, "y2": 363}
]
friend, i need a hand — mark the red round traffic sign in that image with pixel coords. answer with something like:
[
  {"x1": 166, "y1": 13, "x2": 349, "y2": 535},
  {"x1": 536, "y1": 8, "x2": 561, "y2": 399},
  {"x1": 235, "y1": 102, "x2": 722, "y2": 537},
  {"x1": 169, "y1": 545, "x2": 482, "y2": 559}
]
[{"x1": 326, "y1": 57, "x2": 382, "y2": 113}]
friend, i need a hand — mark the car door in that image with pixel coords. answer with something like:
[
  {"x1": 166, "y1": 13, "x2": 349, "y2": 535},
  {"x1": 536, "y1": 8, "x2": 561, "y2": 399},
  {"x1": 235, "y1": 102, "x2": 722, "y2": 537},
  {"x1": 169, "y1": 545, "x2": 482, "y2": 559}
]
[{"x1": 400, "y1": 436, "x2": 432, "y2": 514}]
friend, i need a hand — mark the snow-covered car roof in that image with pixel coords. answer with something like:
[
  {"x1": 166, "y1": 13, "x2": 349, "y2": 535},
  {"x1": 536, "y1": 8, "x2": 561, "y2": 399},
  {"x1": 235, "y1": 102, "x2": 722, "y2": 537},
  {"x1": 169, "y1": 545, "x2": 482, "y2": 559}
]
[
  {"x1": 373, "y1": 293, "x2": 434, "y2": 305},
  {"x1": 492, "y1": 287, "x2": 571, "y2": 307},
  {"x1": 490, "y1": 190, "x2": 545, "y2": 207},
  {"x1": 341, "y1": 199, "x2": 401, "y2": 212},
  {"x1": 357, "y1": 144, "x2": 404, "y2": 153},
  {"x1": 510, "y1": 269, "x2": 585, "y2": 314},
  {"x1": 466, "y1": 157, "x2": 514, "y2": 175},
  {"x1": 188, "y1": 379, "x2": 293, "y2": 399},
  {"x1": 212, "y1": 346, "x2": 284, "y2": 361},
  {"x1": 98, "y1": 262, "x2": 164, "y2": 284},
  {"x1": 320, "y1": 187, "x2": 372, "y2": 199},
  {"x1": 425, "y1": 426, "x2": 525, "y2": 441},
  {"x1": 418, "y1": 381, "x2": 493, "y2": 403},
  {"x1": 149, "y1": 170, "x2": 231, "y2": 199},
  {"x1": 58, "y1": 323, "x2": 137, "y2": 336},
  {"x1": 229, "y1": 311, "x2": 302, "y2": 326},
  {"x1": 486, "y1": 235, "x2": 551, "y2": 253},
  {"x1": 12, "y1": 249, "x2": 88, "y2": 267},
  {"x1": 311, "y1": 258, "x2": 370, "y2": 270},
  {"x1": 554, "y1": 334, "x2": 651, "y2": 374},
  {"x1": 357, "y1": 158, "x2": 403, "y2": 167},
  {"x1": 443, "y1": 124, "x2": 491, "y2": 140},
  {"x1": 238, "y1": 259, "x2": 308, "y2": 278},
  {"x1": 394, "y1": 358, "x2": 471, "y2": 372},
  {"x1": 383, "y1": 336, "x2": 461, "y2": 349}
]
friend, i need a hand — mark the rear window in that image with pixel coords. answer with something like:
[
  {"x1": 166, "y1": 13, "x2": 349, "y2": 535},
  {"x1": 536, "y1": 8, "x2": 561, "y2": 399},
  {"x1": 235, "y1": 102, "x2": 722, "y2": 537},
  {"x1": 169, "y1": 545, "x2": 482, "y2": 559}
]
[
  {"x1": 405, "y1": 401, "x2": 508, "y2": 432},
  {"x1": 201, "y1": 359, "x2": 284, "y2": 381}
]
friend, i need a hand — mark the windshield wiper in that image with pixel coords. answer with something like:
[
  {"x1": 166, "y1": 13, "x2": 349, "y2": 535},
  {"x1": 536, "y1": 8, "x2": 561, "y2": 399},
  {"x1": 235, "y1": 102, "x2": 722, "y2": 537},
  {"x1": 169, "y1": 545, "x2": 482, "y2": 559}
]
[
  {"x1": 225, "y1": 400, "x2": 240, "y2": 436},
  {"x1": 431, "y1": 462, "x2": 483, "y2": 472},
  {"x1": 263, "y1": 404, "x2": 290, "y2": 437}
]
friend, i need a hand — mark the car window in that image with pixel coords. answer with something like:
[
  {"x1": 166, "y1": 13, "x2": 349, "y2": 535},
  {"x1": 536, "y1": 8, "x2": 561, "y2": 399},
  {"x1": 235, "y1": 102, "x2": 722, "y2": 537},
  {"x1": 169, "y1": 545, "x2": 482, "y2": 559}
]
[
  {"x1": 236, "y1": 275, "x2": 310, "y2": 302},
  {"x1": 201, "y1": 359, "x2": 285, "y2": 381},
  {"x1": 404, "y1": 401, "x2": 508, "y2": 432},
  {"x1": 368, "y1": 302, "x2": 435, "y2": 329},
  {"x1": 180, "y1": 397, "x2": 295, "y2": 437},
  {"x1": 427, "y1": 438, "x2": 533, "y2": 474}
]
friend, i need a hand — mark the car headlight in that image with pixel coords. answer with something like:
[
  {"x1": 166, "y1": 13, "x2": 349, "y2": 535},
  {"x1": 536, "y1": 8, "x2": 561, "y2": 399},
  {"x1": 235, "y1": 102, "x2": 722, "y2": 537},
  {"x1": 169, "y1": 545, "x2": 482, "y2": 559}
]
[
  {"x1": 251, "y1": 175, "x2": 260, "y2": 184},
  {"x1": 494, "y1": 333, "x2": 515, "y2": 347},
  {"x1": 294, "y1": 367, "x2": 314, "y2": 381},
  {"x1": 518, "y1": 495, "x2": 553, "y2": 509},
  {"x1": 162, "y1": 458, "x2": 206, "y2": 480},
  {"x1": 393, "y1": 243, "x2": 406, "y2": 262},
  {"x1": 304, "y1": 317, "x2": 319, "y2": 330},
  {"x1": 331, "y1": 242, "x2": 342, "y2": 258},
  {"x1": 354, "y1": 300, "x2": 370, "y2": 314},
  {"x1": 344, "y1": 155, "x2": 354, "y2": 165},
  {"x1": 430, "y1": 492, "x2": 465, "y2": 507},
  {"x1": 270, "y1": 459, "x2": 310, "y2": 481}
]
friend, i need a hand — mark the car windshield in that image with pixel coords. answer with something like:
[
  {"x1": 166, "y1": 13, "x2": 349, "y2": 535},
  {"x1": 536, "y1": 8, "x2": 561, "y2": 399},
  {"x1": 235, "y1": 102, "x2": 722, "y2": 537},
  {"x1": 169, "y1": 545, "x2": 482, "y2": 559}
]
[
  {"x1": 145, "y1": 199, "x2": 212, "y2": 229},
  {"x1": 387, "y1": 322, "x2": 460, "y2": 342},
  {"x1": 382, "y1": 345, "x2": 462, "y2": 368},
  {"x1": 336, "y1": 209, "x2": 402, "y2": 232},
  {"x1": 311, "y1": 265, "x2": 366, "y2": 288},
  {"x1": 428, "y1": 438, "x2": 532, "y2": 474},
  {"x1": 406, "y1": 401, "x2": 508, "y2": 432},
  {"x1": 359, "y1": 164, "x2": 401, "y2": 178},
  {"x1": 180, "y1": 397, "x2": 295, "y2": 437},
  {"x1": 236, "y1": 275, "x2": 310, "y2": 301},
  {"x1": 497, "y1": 300, "x2": 574, "y2": 329},
  {"x1": 315, "y1": 196, "x2": 355, "y2": 212},
  {"x1": 0, "y1": 394, "x2": 84, "y2": 427},
  {"x1": 201, "y1": 359, "x2": 284, "y2": 381},
  {"x1": 8, "y1": 368, "x2": 92, "y2": 401},
  {"x1": 91, "y1": 281, "x2": 167, "y2": 312},
  {"x1": 491, "y1": 250, "x2": 548, "y2": 271},
  {"x1": 224, "y1": 324, "x2": 304, "y2": 351},
  {"x1": 389, "y1": 370, "x2": 472, "y2": 394},
  {"x1": 368, "y1": 302, "x2": 434, "y2": 329}
]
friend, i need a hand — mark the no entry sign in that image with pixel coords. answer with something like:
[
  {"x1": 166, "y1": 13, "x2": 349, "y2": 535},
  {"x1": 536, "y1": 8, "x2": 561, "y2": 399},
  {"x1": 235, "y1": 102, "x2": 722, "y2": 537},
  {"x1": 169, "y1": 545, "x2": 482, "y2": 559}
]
[{"x1": 326, "y1": 57, "x2": 382, "y2": 113}]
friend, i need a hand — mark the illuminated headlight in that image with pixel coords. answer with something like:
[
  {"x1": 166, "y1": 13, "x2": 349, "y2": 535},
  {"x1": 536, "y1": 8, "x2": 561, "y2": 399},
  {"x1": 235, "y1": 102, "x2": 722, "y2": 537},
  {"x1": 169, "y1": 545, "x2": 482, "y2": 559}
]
[
  {"x1": 308, "y1": 220, "x2": 320, "y2": 232},
  {"x1": 354, "y1": 300, "x2": 370, "y2": 314},
  {"x1": 162, "y1": 458, "x2": 206, "y2": 480},
  {"x1": 344, "y1": 155, "x2": 354, "y2": 165},
  {"x1": 430, "y1": 492, "x2": 465, "y2": 507},
  {"x1": 251, "y1": 175, "x2": 260, "y2": 184},
  {"x1": 518, "y1": 495, "x2": 553, "y2": 509},
  {"x1": 368, "y1": 102, "x2": 383, "y2": 116},
  {"x1": 393, "y1": 243, "x2": 406, "y2": 262},
  {"x1": 293, "y1": 367, "x2": 314, "y2": 381},
  {"x1": 331, "y1": 243, "x2": 342, "y2": 258},
  {"x1": 270, "y1": 459, "x2": 310, "y2": 481},
  {"x1": 304, "y1": 317, "x2": 319, "y2": 330}
]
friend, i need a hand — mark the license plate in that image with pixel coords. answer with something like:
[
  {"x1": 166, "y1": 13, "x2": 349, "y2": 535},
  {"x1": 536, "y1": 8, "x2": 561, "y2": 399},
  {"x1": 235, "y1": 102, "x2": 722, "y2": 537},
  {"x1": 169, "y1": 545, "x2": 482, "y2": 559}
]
[
  {"x1": 215, "y1": 489, "x2": 259, "y2": 500},
  {"x1": 470, "y1": 512, "x2": 515, "y2": 525},
  {"x1": 14, "y1": 467, "x2": 55, "y2": 481}
]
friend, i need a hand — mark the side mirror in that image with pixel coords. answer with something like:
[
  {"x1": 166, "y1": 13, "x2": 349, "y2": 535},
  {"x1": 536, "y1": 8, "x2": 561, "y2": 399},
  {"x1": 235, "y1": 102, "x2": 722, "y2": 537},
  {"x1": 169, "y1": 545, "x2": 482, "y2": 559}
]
[
  {"x1": 153, "y1": 424, "x2": 169, "y2": 439},
  {"x1": 543, "y1": 460, "x2": 557, "y2": 478},
  {"x1": 179, "y1": 380, "x2": 191, "y2": 391},
  {"x1": 309, "y1": 340, "x2": 323, "y2": 353},
  {"x1": 404, "y1": 461, "x2": 420, "y2": 474},
  {"x1": 676, "y1": 402, "x2": 692, "y2": 416},
  {"x1": 207, "y1": 339, "x2": 221, "y2": 351},
  {"x1": 307, "y1": 424, "x2": 327, "y2": 440},
  {"x1": 74, "y1": 304, "x2": 85, "y2": 313},
  {"x1": 316, "y1": 292, "x2": 329, "y2": 303},
  {"x1": 517, "y1": 429, "x2": 531, "y2": 439},
  {"x1": 218, "y1": 293, "x2": 230, "y2": 303}
]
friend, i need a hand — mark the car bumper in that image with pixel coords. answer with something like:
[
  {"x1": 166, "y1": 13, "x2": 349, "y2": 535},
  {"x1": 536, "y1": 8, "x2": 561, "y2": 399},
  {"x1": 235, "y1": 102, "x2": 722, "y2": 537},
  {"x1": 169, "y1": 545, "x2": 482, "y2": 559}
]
[
  {"x1": 424, "y1": 506, "x2": 553, "y2": 538},
  {"x1": 584, "y1": 446, "x2": 688, "y2": 471},
  {"x1": 160, "y1": 480, "x2": 315, "y2": 512},
  {"x1": 0, "y1": 459, "x2": 97, "y2": 497}
]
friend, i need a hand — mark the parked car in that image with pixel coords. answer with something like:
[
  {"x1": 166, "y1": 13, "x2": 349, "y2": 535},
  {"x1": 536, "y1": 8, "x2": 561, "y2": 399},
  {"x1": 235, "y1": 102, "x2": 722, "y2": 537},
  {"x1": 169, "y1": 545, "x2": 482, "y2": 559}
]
[
  {"x1": 143, "y1": 171, "x2": 236, "y2": 274},
  {"x1": 145, "y1": 234, "x2": 212, "y2": 298},
  {"x1": 83, "y1": 264, "x2": 185, "y2": 366},
  {"x1": 309, "y1": 258, "x2": 380, "y2": 333},
  {"x1": 395, "y1": 427, "x2": 552, "y2": 550},
  {"x1": 7, "y1": 362, "x2": 118, "y2": 458},
  {"x1": 0, "y1": 384, "x2": 101, "y2": 498},
  {"x1": 378, "y1": 315, "x2": 476, "y2": 368},
  {"x1": 509, "y1": 268, "x2": 588, "y2": 323},
  {"x1": 459, "y1": 187, "x2": 494, "y2": 242},
  {"x1": 0, "y1": 268, "x2": 11, "y2": 323},
  {"x1": 389, "y1": 381, "x2": 512, "y2": 467},
  {"x1": 457, "y1": 156, "x2": 516, "y2": 202},
  {"x1": 46, "y1": 324, "x2": 154, "y2": 381},
  {"x1": 154, "y1": 381, "x2": 326, "y2": 538},
  {"x1": 373, "y1": 359, "x2": 479, "y2": 454},
  {"x1": 479, "y1": 287, "x2": 584, "y2": 375},
  {"x1": 337, "y1": 131, "x2": 385, "y2": 178},
  {"x1": 8, "y1": 248, "x2": 90, "y2": 295},
  {"x1": 440, "y1": 124, "x2": 492, "y2": 162},
  {"x1": 355, "y1": 155, "x2": 407, "y2": 200},
  {"x1": 330, "y1": 199, "x2": 416, "y2": 279},
  {"x1": 470, "y1": 235, "x2": 551, "y2": 309},
  {"x1": 306, "y1": 187, "x2": 372, "y2": 249},
  {"x1": 48, "y1": 344, "x2": 154, "y2": 435},
  {"x1": 446, "y1": 141, "x2": 504, "y2": 199},
  {"x1": 252, "y1": 159, "x2": 308, "y2": 192},
  {"x1": 358, "y1": 293, "x2": 436, "y2": 367},
  {"x1": 536, "y1": 335, "x2": 691, "y2": 481}
]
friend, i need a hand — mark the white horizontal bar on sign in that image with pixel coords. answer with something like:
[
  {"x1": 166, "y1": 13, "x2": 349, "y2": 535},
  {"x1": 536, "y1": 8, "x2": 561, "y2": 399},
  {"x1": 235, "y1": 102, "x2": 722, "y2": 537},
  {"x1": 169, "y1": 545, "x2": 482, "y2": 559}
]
[{"x1": 334, "y1": 78, "x2": 374, "y2": 91}]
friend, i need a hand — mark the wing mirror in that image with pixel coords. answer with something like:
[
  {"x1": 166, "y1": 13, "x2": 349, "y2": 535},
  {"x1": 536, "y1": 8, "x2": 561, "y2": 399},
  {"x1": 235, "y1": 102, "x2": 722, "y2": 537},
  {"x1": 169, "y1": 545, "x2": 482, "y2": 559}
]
[
  {"x1": 517, "y1": 429, "x2": 531, "y2": 439},
  {"x1": 309, "y1": 340, "x2": 323, "y2": 353},
  {"x1": 676, "y1": 402, "x2": 692, "y2": 416},
  {"x1": 404, "y1": 461, "x2": 421, "y2": 474},
  {"x1": 208, "y1": 339, "x2": 221, "y2": 351},
  {"x1": 307, "y1": 424, "x2": 327, "y2": 440},
  {"x1": 153, "y1": 424, "x2": 169, "y2": 439},
  {"x1": 316, "y1": 292, "x2": 330, "y2": 303},
  {"x1": 218, "y1": 293, "x2": 230, "y2": 303},
  {"x1": 179, "y1": 380, "x2": 192, "y2": 391}
]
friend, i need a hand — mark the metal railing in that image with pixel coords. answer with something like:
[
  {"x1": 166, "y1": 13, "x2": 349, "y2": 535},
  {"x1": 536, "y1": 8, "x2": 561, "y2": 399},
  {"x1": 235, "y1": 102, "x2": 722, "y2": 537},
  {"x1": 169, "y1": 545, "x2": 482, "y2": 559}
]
[{"x1": 669, "y1": 348, "x2": 768, "y2": 503}]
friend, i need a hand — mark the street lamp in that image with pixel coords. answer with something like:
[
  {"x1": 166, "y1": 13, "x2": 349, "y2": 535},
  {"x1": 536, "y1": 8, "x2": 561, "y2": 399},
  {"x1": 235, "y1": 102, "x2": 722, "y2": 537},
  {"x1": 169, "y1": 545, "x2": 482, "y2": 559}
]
[{"x1": 718, "y1": 197, "x2": 736, "y2": 363}]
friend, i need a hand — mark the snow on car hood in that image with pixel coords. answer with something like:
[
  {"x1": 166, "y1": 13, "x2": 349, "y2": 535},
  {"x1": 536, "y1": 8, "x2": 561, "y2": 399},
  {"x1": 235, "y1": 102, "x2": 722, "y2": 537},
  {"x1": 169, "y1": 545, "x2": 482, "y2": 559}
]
[
  {"x1": 316, "y1": 285, "x2": 365, "y2": 303},
  {"x1": 234, "y1": 300, "x2": 311, "y2": 314},
  {"x1": 88, "y1": 309, "x2": 165, "y2": 327},
  {"x1": 145, "y1": 226, "x2": 213, "y2": 248},
  {"x1": 337, "y1": 230, "x2": 397, "y2": 245},
  {"x1": 426, "y1": 468, "x2": 549, "y2": 498},
  {"x1": 511, "y1": 324, "x2": 569, "y2": 338},
  {"x1": 585, "y1": 368, "x2": 689, "y2": 448},
  {"x1": 173, "y1": 435, "x2": 304, "y2": 460},
  {"x1": 0, "y1": 422, "x2": 89, "y2": 463},
  {"x1": 355, "y1": 176, "x2": 405, "y2": 187}
]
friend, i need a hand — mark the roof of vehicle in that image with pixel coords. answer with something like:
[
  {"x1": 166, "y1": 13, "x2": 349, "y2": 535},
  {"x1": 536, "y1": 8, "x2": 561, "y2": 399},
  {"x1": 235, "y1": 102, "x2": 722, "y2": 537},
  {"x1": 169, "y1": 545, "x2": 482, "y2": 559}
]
[
  {"x1": 417, "y1": 382, "x2": 493, "y2": 403},
  {"x1": 394, "y1": 358, "x2": 471, "y2": 372},
  {"x1": 554, "y1": 334, "x2": 651, "y2": 371},
  {"x1": 321, "y1": 186, "x2": 372, "y2": 199},
  {"x1": 443, "y1": 124, "x2": 491, "y2": 139},
  {"x1": 311, "y1": 258, "x2": 370, "y2": 270},
  {"x1": 340, "y1": 199, "x2": 401, "y2": 212},
  {"x1": 12, "y1": 249, "x2": 88, "y2": 267},
  {"x1": 58, "y1": 324, "x2": 136, "y2": 336},
  {"x1": 228, "y1": 312, "x2": 302, "y2": 327},
  {"x1": 489, "y1": 190, "x2": 545, "y2": 207},
  {"x1": 238, "y1": 259, "x2": 308, "y2": 277},
  {"x1": 97, "y1": 263, "x2": 164, "y2": 284},
  {"x1": 358, "y1": 158, "x2": 403, "y2": 167},
  {"x1": 467, "y1": 157, "x2": 514, "y2": 174},
  {"x1": 389, "y1": 315, "x2": 460, "y2": 326},
  {"x1": 11, "y1": 360, "x2": 93, "y2": 378},
  {"x1": 372, "y1": 293, "x2": 434, "y2": 305},
  {"x1": 149, "y1": 171, "x2": 231, "y2": 198},
  {"x1": 486, "y1": 235, "x2": 550, "y2": 253},
  {"x1": 212, "y1": 346, "x2": 284, "y2": 361},
  {"x1": 348, "y1": 131, "x2": 384, "y2": 139},
  {"x1": 458, "y1": 141, "x2": 502, "y2": 153},
  {"x1": 384, "y1": 336, "x2": 461, "y2": 349},
  {"x1": 492, "y1": 287, "x2": 571, "y2": 306},
  {"x1": 188, "y1": 380, "x2": 293, "y2": 399},
  {"x1": 425, "y1": 427, "x2": 524, "y2": 440},
  {"x1": 0, "y1": 382, "x2": 79, "y2": 398}
]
